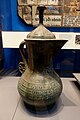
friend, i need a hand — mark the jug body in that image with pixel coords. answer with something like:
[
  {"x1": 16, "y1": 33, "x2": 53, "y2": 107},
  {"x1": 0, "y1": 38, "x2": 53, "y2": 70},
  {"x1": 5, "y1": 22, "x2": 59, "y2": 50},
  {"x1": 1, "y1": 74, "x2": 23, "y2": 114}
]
[
  {"x1": 17, "y1": 39, "x2": 66, "y2": 108},
  {"x1": 18, "y1": 67, "x2": 62, "y2": 107}
]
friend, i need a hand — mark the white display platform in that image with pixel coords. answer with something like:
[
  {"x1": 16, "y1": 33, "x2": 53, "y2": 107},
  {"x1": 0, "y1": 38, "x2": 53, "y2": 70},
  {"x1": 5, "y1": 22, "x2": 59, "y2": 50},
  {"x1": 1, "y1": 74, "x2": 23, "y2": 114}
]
[
  {"x1": 2, "y1": 31, "x2": 80, "y2": 49},
  {"x1": 73, "y1": 73, "x2": 80, "y2": 84},
  {"x1": 0, "y1": 76, "x2": 80, "y2": 120}
]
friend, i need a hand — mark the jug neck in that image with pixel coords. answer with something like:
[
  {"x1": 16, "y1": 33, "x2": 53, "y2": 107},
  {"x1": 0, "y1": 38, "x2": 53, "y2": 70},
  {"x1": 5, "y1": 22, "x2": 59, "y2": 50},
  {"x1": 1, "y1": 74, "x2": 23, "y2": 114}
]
[{"x1": 27, "y1": 43, "x2": 53, "y2": 72}]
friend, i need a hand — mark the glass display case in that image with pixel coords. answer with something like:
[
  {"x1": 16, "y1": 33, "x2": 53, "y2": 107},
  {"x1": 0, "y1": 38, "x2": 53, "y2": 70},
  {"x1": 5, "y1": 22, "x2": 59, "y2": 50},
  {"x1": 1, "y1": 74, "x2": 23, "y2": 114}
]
[{"x1": 0, "y1": 1, "x2": 80, "y2": 120}]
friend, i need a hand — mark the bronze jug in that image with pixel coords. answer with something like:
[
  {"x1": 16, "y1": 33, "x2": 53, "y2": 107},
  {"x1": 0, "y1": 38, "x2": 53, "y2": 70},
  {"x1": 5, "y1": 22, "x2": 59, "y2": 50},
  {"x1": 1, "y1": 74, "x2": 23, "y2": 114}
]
[{"x1": 18, "y1": 6, "x2": 67, "y2": 108}]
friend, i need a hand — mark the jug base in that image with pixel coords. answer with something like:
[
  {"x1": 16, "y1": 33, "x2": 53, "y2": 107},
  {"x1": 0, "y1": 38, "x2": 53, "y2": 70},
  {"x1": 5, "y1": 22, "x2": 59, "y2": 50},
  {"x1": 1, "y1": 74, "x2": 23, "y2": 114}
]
[{"x1": 23, "y1": 101, "x2": 56, "y2": 112}]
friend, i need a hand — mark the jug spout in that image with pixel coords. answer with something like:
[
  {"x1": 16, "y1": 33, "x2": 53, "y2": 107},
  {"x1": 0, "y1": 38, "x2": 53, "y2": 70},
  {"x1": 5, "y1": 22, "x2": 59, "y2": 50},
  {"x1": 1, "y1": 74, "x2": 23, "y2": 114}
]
[{"x1": 51, "y1": 40, "x2": 68, "y2": 56}]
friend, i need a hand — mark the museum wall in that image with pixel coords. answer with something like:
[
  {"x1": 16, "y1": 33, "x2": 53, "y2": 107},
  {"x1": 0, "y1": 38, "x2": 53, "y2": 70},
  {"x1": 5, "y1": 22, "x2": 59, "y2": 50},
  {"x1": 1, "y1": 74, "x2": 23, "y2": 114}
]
[{"x1": 0, "y1": 0, "x2": 80, "y2": 77}]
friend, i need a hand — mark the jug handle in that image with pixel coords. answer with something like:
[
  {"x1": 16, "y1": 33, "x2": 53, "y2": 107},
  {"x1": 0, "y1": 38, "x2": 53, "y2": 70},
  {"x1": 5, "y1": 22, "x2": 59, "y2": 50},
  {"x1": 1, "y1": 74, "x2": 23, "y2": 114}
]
[{"x1": 19, "y1": 41, "x2": 28, "y2": 74}]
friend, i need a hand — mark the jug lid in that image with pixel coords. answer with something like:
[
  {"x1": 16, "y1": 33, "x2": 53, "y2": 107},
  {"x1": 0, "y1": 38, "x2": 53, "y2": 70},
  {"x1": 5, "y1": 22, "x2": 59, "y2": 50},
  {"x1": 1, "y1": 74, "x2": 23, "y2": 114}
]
[
  {"x1": 26, "y1": 5, "x2": 56, "y2": 40},
  {"x1": 27, "y1": 24, "x2": 56, "y2": 39}
]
